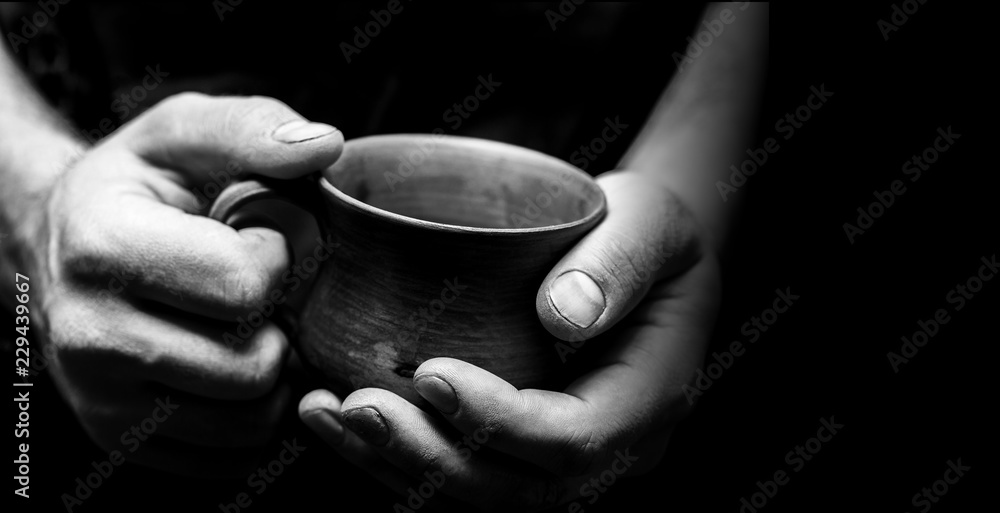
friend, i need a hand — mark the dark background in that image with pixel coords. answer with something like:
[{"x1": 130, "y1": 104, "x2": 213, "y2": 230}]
[{"x1": 4, "y1": 2, "x2": 992, "y2": 512}]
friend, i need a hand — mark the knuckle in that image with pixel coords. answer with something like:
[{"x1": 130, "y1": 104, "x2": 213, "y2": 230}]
[
  {"x1": 58, "y1": 215, "x2": 113, "y2": 279},
  {"x1": 139, "y1": 92, "x2": 210, "y2": 140},
  {"x1": 45, "y1": 299, "x2": 100, "y2": 354},
  {"x1": 472, "y1": 413, "x2": 507, "y2": 441},
  {"x1": 594, "y1": 232, "x2": 647, "y2": 294},
  {"x1": 238, "y1": 370, "x2": 278, "y2": 399},
  {"x1": 146, "y1": 92, "x2": 208, "y2": 127},
  {"x1": 242, "y1": 338, "x2": 284, "y2": 396},
  {"x1": 242, "y1": 94, "x2": 290, "y2": 113},
  {"x1": 226, "y1": 95, "x2": 292, "y2": 129},
  {"x1": 41, "y1": 300, "x2": 141, "y2": 385},
  {"x1": 218, "y1": 256, "x2": 273, "y2": 312},
  {"x1": 159, "y1": 91, "x2": 209, "y2": 111},
  {"x1": 221, "y1": 95, "x2": 294, "y2": 161}
]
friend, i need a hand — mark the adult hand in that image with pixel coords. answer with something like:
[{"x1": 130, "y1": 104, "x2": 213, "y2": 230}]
[
  {"x1": 34, "y1": 92, "x2": 343, "y2": 477},
  {"x1": 300, "y1": 168, "x2": 719, "y2": 511}
]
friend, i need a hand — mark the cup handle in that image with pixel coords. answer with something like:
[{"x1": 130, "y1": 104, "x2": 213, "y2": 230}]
[
  {"x1": 208, "y1": 174, "x2": 322, "y2": 233},
  {"x1": 207, "y1": 173, "x2": 326, "y2": 336}
]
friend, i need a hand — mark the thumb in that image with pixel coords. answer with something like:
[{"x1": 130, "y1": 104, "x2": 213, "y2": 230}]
[
  {"x1": 536, "y1": 170, "x2": 701, "y2": 341},
  {"x1": 110, "y1": 92, "x2": 344, "y2": 181}
]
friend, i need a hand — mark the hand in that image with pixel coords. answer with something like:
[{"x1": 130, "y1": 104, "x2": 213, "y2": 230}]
[
  {"x1": 32, "y1": 93, "x2": 343, "y2": 476},
  {"x1": 299, "y1": 168, "x2": 719, "y2": 511}
]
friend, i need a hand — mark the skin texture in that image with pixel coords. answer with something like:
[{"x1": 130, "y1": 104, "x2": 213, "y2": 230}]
[
  {"x1": 0, "y1": 76, "x2": 345, "y2": 476},
  {"x1": 0, "y1": 1, "x2": 766, "y2": 505}
]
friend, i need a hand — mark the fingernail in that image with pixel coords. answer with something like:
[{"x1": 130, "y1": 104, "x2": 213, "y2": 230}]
[
  {"x1": 341, "y1": 407, "x2": 389, "y2": 447},
  {"x1": 301, "y1": 409, "x2": 344, "y2": 446},
  {"x1": 272, "y1": 120, "x2": 338, "y2": 144},
  {"x1": 413, "y1": 375, "x2": 458, "y2": 414},
  {"x1": 549, "y1": 270, "x2": 605, "y2": 328}
]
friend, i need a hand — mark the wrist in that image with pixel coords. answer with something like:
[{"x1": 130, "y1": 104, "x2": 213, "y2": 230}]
[
  {"x1": 2, "y1": 135, "x2": 84, "y2": 222},
  {"x1": 0, "y1": 135, "x2": 86, "y2": 289}
]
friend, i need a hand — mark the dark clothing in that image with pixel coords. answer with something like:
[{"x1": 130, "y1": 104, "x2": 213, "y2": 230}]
[{"x1": 4, "y1": 2, "x2": 701, "y2": 174}]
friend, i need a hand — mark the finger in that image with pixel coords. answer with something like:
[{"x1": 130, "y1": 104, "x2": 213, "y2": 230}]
[
  {"x1": 65, "y1": 201, "x2": 297, "y2": 319},
  {"x1": 59, "y1": 151, "x2": 330, "y2": 320},
  {"x1": 58, "y1": 93, "x2": 342, "y2": 317},
  {"x1": 110, "y1": 92, "x2": 344, "y2": 180},
  {"x1": 420, "y1": 259, "x2": 720, "y2": 476},
  {"x1": 53, "y1": 297, "x2": 290, "y2": 401},
  {"x1": 299, "y1": 391, "x2": 470, "y2": 512},
  {"x1": 298, "y1": 390, "x2": 416, "y2": 496},
  {"x1": 338, "y1": 388, "x2": 569, "y2": 512},
  {"x1": 412, "y1": 270, "x2": 717, "y2": 479},
  {"x1": 135, "y1": 314, "x2": 290, "y2": 401},
  {"x1": 536, "y1": 170, "x2": 701, "y2": 341},
  {"x1": 411, "y1": 358, "x2": 601, "y2": 477}
]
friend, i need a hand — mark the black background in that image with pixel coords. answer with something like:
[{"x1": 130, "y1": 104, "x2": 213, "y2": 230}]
[{"x1": 4, "y1": 2, "x2": 993, "y2": 512}]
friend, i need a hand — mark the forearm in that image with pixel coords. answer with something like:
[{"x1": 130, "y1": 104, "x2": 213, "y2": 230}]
[
  {"x1": 0, "y1": 43, "x2": 86, "y2": 280},
  {"x1": 619, "y1": 2, "x2": 768, "y2": 251}
]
